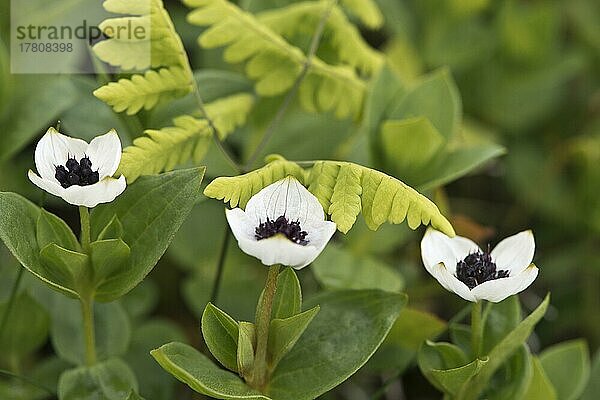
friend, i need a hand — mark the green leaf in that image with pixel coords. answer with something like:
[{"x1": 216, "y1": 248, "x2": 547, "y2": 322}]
[
  {"x1": 90, "y1": 239, "x2": 131, "y2": 283},
  {"x1": 482, "y1": 295, "x2": 521, "y2": 355},
  {"x1": 205, "y1": 157, "x2": 454, "y2": 236},
  {"x1": 327, "y1": 163, "x2": 363, "y2": 233},
  {"x1": 151, "y1": 342, "x2": 269, "y2": 399},
  {"x1": 364, "y1": 65, "x2": 406, "y2": 162},
  {"x1": 36, "y1": 209, "x2": 81, "y2": 252},
  {"x1": 581, "y1": 349, "x2": 600, "y2": 400},
  {"x1": 0, "y1": 293, "x2": 49, "y2": 360},
  {"x1": 237, "y1": 322, "x2": 256, "y2": 378},
  {"x1": 419, "y1": 341, "x2": 469, "y2": 370},
  {"x1": 93, "y1": 67, "x2": 193, "y2": 115},
  {"x1": 94, "y1": 0, "x2": 185, "y2": 71},
  {"x1": 185, "y1": 0, "x2": 366, "y2": 119},
  {"x1": 93, "y1": 0, "x2": 194, "y2": 114},
  {"x1": 312, "y1": 243, "x2": 404, "y2": 292},
  {"x1": 39, "y1": 243, "x2": 88, "y2": 293},
  {"x1": 272, "y1": 267, "x2": 302, "y2": 320},
  {"x1": 268, "y1": 306, "x2": 319, "y2": 372},
  {"x1": 457, "y1": 294, "x2": 551, "y2": 400},
  {"x1": 485, "y1": 345, "x2": 533, "y2": 400},
  {"x1": 0, "y1": 192, "x2": 77, "y2": 297},
  {"x1": 267, "y1": 290, "x2": 406, "y2": 399},
  {"x1": 119, "y1": 93, "x2": 254, "y2": 182},
  {"x1": 97, "y1": 215, "x2": 124, "y2": 241},
  {"x1": 47, "y1": 296, "x2": 131, "y2": 366},
  {"x1": 390, "y1": 68, "x2": 461, "y2": 140},
  {"x1": 339, "y1": 0, "x2": 383, "y2": 28},
  {"x1": 416, "y1": 142, "x2": 506, "y2": 191},
  {"x1": 154, "y1": 290, "x2": 405, "y2": 400},
  {"x1": 91, "y1": 167, "x2": 205, "y2": 302},
  {"x1": 419, "y1": 340, "x2": 488, "y2": 396},
  {"x1": 58, "y1": 358, "x2": 139, "y2": 400},
  {"x1": 310, "y1": 161, "x2": 453, "y2": 234},
  {"x1": 204, "y1": 158, "x2": 307, "y2": 209},
  {"x1": 381, "y1": 117, "x2": 446, "y2": 172},
  {"x1": 258, "y1": 2, "x2": 383, "y2": 75},
  {"x1": 432, "y1": 357, "x2": 489, "y2": 396},
  {"x1": 201, "y1": 302, "x2": 239, "y2": 372},
  {"x1": 522, "y1": 356, "x2": 558, "y2": 400},
  {"x1": 540, "y1": 340, "x2": 590, "y2": 400}
]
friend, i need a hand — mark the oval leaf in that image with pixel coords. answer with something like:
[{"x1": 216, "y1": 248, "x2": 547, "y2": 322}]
[
  {"x1": 267, "y1": 290, "x2": 407, "y2": 399},
  {"x1": 151, "y1": 342, "x2": 269, "y2": 400},
  {"x1": 91, "y1": 167, "x2": 205, "y2": 302}
]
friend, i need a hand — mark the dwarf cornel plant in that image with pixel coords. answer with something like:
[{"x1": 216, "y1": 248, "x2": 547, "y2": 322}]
[{"x1": 0, "y1": 0, "x2": 597, "y2": 399}]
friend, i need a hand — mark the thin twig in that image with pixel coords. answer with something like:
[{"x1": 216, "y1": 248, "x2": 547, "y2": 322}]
[
  {"x1": 209, "y1": 229, "x2": 231, "y2": 305},
  {"x1": 192, "y1": 86, "x2": 242, "y2": 173},
  {"x1": 243, "y1": 0, "x2": 338, "y2": 171}
]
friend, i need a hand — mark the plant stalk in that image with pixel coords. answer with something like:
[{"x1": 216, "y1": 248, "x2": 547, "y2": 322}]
[
  {"x1": 79, "y1": 206, "x2": 91, "y2": 253},
  {"x1": 81, "y1": 296, "x2": 97, "y2": 366},
  {"x1": 249, "y1": 264, "x2": 281, "y2": 390},
  {"x1": 471, "y1": 301, "x2": 483, "y2": 358},
  {"x1": 210, "y1": 229, "x2": 231, "y2": 305}
]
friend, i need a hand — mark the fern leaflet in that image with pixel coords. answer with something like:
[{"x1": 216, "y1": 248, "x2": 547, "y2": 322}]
[
  {"x1": 93, "y1": 0, "x2": 194, "y2": 114},
  {"x1": 93, "y1": 67, "x2": 192, "y2": 115},
  {"x1": 184, "y1": 0, "x2": 367, "y2": 119},
  {"x1": 204, "y1": 158, "x2": 308, "y2": 209},
  {"x1": 339, "y1": 0, "x2": 384, "y2": 29},
  {"x1": 119, "y1": 93, "x2": 254, "y2": 181},
  {"x1": 258, "y1": 2, "x2": 383, "y2": 76},
  {"x1": 205, "y1": 157, "x2": 454, "y2": 235}
]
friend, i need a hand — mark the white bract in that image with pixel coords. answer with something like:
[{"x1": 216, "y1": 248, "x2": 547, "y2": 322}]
[
  {"x1": 28, "y1": 127, "x2": 126, "y2": 208},
  {"x1": 421, "y1": 228, "x2": 538, "y2": 303},
  {"x1": 226, "y1": 176, "x2": 337, "y2": 269}
]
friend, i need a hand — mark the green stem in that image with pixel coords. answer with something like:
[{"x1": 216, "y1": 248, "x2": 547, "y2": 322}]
[
  {"x1": 249, "y1": 264, "x2": 281, "y2": 390},
  {"x1": 210, "y1": 229, "x2": 231, "y2": 305},
  {"x1": 79, "y1": 206, "x2": 91, "y2": 253},
  {"x1": 471, "y1": 301, "x2": 483, "y2": 358},
  {"x1": 81, "y1": 296, "x2": 97, "y2": 366}
]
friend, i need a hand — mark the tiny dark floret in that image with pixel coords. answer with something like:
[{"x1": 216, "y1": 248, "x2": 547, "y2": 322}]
[
  {"x1": 456, "y1": 250, "x2": 509, "y2": 289},
  {"x1": 55, "y1": 156, "x2": 99, "y2": 188},
  {"x1": 255, "y1": 215, "x2": 309, "y2": 245}
]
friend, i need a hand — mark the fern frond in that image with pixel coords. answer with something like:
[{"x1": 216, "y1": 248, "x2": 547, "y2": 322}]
[
  {"x1": 339, "y1": 0, "x2": 384, "y2": 29},
  {"x1": 120, "y1": 116, "x2": 210, "y2": 182},
  {"x1": 204, "y1": 157, "x2": 454, "y2": 236},
  {"x1": 203, "y1": 93, "x2": 254, "y2": 139},
  {"x1": 119, "y1": 93, "x2": 254, "y2": 181},
  {"x1": 93, "y1": 0, "x2": 194, "y2": 113},
  {"x1": 258, "y1": 2, "x2": 383, "y2": 76},
  {"x1": 184, "y1": 0, "x2": 367, "y2": 119},
  {"x1": 93, "y1": 67, "x2": 192, "y2": 115},
  {"x1": 94, "y1": 0, "x2": 187, "y2": 70},
  {"x1": 204, "y1": 158, "x2": 308, "y2": 208}
]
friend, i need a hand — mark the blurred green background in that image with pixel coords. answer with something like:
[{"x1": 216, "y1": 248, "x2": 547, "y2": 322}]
[{"x1": 0, "y1": 0, "x2": 598, "y2": 399}]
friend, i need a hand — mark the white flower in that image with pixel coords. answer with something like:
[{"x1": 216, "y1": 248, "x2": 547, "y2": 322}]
[
  {"x1": 421, "y1": 228, "x2": 539, "y2": 303},
  {"x1": 28, "y1": 127, "x2": 126, "y2": 208},
  {"x1": 225, "y1": 176, "x2": 337, "y2": 269}
]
